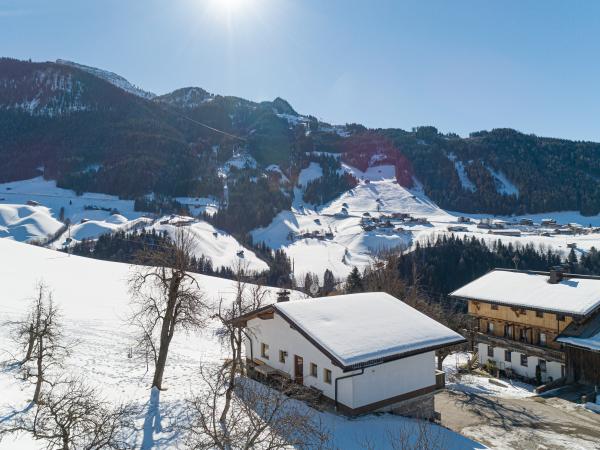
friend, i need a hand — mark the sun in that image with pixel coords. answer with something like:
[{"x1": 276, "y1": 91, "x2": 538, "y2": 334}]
[{"x1": 209, "y1": 0, "x2": 251, "y2": 20}]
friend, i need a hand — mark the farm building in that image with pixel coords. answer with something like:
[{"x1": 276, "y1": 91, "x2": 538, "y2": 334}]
[
  {"x1": 233, "y1": 292, "x2": 465, "y2": 418},
  {"x1": 451, "y1": 268, "x2": 600, "y2": 386}
]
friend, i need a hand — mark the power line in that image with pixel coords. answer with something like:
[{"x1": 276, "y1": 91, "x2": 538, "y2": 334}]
[{"x1": 159, "y1": 103, "x2": 247, "y2": 142}]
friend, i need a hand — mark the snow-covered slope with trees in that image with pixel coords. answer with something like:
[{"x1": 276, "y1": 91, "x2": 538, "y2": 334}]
[
  {"x1": 56, "y1": 59, "x2": 156, "y2": 99},
  {"x1": 0, "y1": 240, "x2": 482, "y2": 449}
]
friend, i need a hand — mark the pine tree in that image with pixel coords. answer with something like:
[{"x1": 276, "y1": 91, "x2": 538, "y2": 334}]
[{"x1": 346, "y1": 267, "x2": 363, "y2": 293}]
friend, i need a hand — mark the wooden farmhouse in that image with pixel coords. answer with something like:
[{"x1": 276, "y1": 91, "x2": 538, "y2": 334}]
[
  {"x1": 233, "y1": 292, "x2": 465, "y2": 418},
  {"x1": 451, "y1": 268, "x2": 600, "y2": 386}
]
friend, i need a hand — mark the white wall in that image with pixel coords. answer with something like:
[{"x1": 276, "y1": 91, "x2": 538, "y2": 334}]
[
  {"x1": 246, "y1": 314, "x2": 347, "y2": 403},
  {"x1": 478, "y1": 343, "x2": 564, "y2": 383},
  {"x1": 247, "y1": 314, "x2": 437, "y2": 410},
  {"x1": 349, "y1": 351, "x2": 435, "y2": 409}
]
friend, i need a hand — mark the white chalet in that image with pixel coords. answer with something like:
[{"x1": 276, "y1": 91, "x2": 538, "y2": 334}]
[{"x1": 234, "y1": 292, "x2": 465, "y2": 417}]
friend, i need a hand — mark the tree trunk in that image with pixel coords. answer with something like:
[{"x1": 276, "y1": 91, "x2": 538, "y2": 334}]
[
  {"x1": 437, "y1": 351, "x2": 448, "y2": 371},
  {"x1": 22, "y1": 324, "x2": 35, "y2": 364},
  {"x1": 151, "y1": 274, "x2": 180, "y2": 390},
  {"x1": 33, "y1": 335, "x2": 43, "y2": 404}
]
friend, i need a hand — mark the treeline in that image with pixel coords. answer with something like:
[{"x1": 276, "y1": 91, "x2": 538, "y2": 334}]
[
  {"x1": 382, "y1": 127, "x2": 600, "y2": 216},
  {"x1": 209, "y1": 169, "x2": 292, "y2": 235},
  {"x1": 302, "y1": 155, "x2": 357, "y2": 205},
  {"x1": 345, "y1": 235, "x2": 600, "y2": 303},
  {"x1": 69, "y1": 228, "x2": 295, "y2": 287}
]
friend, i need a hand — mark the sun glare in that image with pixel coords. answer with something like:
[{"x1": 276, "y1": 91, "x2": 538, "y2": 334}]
[{"x1": 209, "y1": 0, "x2": 250, "y2": 21}]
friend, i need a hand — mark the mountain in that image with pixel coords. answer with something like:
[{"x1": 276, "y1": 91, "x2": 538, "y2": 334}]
[
  {"x1": 1, "y1": 57, "x2": 600, "y2": 220},
  {"x1": 56, "y1": 59, "x2": 156, "y2": 99}
]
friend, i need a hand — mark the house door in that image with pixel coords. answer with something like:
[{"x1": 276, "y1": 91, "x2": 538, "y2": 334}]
[{"x1": 294, "y1": 355, "x2": 304, "y2": 385}]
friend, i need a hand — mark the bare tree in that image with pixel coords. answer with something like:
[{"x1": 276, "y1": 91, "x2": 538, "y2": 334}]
[
  {"x1": 129, "y1": 228, "x2": 208, "y2": 390},
  {"x1": 0, "y1": 378, "x2": 134, "y2": 450},
  {"x1": 6, "y1": 283, "x2": 69, "y2": 404},
  {"x1": 185, "y1": 263, "x2": 327, "y2": 449},
  {"x1": 185, "y1": 367, "x2": 328, "y2": 450}
]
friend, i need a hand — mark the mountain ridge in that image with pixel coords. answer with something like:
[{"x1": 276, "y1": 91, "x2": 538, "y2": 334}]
[{"x1": 1, "y1": 57, "x2": 599, "y2": 219}]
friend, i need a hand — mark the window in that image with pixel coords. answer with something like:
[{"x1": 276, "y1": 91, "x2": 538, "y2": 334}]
[
  {"x1": 324, "y1": 368, "x2": 332, "y2": 384},
  {"x1": 505, "y1": 350, "x2": 511, "y2": 362},
  {"x1": 536, "y1": 311, "x2": 544, "y2": 318},
  {"x1": 520, "y1": 354, "x2": 528, "y2": 367},
  {"x1": 487, "y1": 322, "x2": 495, "y2": 334},
  {"x1": 279, "y1": 350, "x2": 287, "y2": 363},
  {"x1": 520, "y1": 308, "x2": 526, "y2": 315},
  {"x1": 504, "y1": 324, "x2": 513, "y2": 338},
  {"x1": 539, "y1": 333, "x2": 547, "y2": 347},
  {"x1": 557, "y1": 314, "x2": 566, "y2": 322},
  {"x1": 310, "y1": 363, "x2": 318, "y2": 377},
  {"x1": 487, "y1": 345, "x2": 494, "y2": 357},
  {"x1": 491, "y1": 304, "x2": 499, "y2": 310},
  {"x1": 261, "y1": 343, "x2": 269, "y2": 359},
  {"x1": 539, "y1": 359, "x2": 547, "y2": 372}
]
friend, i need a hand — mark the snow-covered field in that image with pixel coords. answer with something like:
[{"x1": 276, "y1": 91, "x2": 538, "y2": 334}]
[
  {"x1": 0, "y1": 240, "x2": 484, "y2": 449},
  {"x1": 3, "y1": 164, "x2": 600, "y2": 285},
  {"x1": 0, "y1": 177, "x2": 265, "y2": 273}
]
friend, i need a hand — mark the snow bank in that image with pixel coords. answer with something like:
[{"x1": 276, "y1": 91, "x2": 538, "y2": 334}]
[{"x1": 0, "y1": 204, "x2": 63, "y2": 242}]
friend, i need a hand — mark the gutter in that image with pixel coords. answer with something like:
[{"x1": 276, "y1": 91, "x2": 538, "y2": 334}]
[{"x1": 334, "y1": 368, "x2": 364, "y2": 412}]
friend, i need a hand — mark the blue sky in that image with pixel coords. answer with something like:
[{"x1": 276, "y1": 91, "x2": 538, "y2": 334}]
[{"x1": 2, "y1": 0, "x2": 600, "y2": 141}]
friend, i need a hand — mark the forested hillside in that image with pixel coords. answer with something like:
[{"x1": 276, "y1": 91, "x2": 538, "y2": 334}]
[{"x1": 2, "y1": 57, "x2": 600, "y2": 223}]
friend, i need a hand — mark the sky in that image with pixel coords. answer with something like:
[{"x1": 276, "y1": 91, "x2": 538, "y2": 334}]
[{"x1": 2, "y1": 0, "x2": 600, "y2": 141}]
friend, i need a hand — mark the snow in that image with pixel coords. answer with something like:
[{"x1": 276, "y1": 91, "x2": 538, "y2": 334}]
[
  {"x1": 149, "y1": 217, "x2": 269, "y2": 273},
  {"x1": 56, "y1": 59, "x2": 156, "y2": 99},
  {"x1": 443, "y1": 352, "x2": 536, "y2": 399},
  {"x1": 0, "y1": 240, "x2": 482, "y2": 450},
  {"x1": 485, "y1": 164, "x2": 520, "y2": 198},
  {"x1": 447, "y1": 153, "x2": 476, "y2": 192},
  {"x1": 297, "y1": 162, "x2": 323, "y2": 187},
  {"x1": 450, "y1": 269, "x2": 600, "y2": 316},
  {"x1": 0, "y1": 204, "x2": 64, "y2": 242},
  {"x1": 175, "y1": 196, "x2": 219, "y2": 216},
  {"x1": 275, "y1": 293, "x2": 465, "y2": 367},
  {"x1": 557, "y1": 332, "x2": 600, "y2": 351},
  {"x1": 340, "y1": 163, "x2": 397, "y2": 182}
]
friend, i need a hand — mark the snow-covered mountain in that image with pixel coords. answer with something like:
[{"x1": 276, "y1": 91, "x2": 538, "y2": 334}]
[
  {"x1": 56, "y1": 59, "x2": 156, "y2": 99},
  {"x1": 154, "y1": 86, "x2": 214, "y2": 108}
]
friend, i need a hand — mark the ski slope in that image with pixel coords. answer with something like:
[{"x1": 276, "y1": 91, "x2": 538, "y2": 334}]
[{"x1": 0, "y1": 240, "x2": 483, "y2": 450}]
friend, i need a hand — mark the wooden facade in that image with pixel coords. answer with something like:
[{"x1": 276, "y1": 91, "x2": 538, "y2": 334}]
[
  {"x1": 468, "y1": 300, "x2": 572, "y2": 352},
  {"x1": 565, "y1": 347, "x2": 600, "y2": 385}
]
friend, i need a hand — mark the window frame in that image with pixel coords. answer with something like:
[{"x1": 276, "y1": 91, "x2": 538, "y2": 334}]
[
  {"x1": 310, "y1": 363, "x2": 318, "y2": 378},
  {"x1": 261, "y1": 342, "x2": 269, "y2": 359},
  {"x1": 487, "y1": 345, "x2": 494, "y2": 358},
  {"x1": 324, "y1": 368, "x2": 332, "y2": 384},
  {"x1": 520, "y1": 354, "x2": 528, "y2": 367},
  {"x1": 504, "y1": 350, "x2": 511, "y2": 362},
  {"x1": 279, "y1": 350, "x2": 287, "y2": 363}
]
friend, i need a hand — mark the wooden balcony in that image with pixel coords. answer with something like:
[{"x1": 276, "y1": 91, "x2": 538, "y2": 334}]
[{"x1": 475, "y1": 332, "x2": 565, "y2": 362}]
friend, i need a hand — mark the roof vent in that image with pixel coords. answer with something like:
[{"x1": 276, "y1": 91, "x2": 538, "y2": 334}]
[
  {"x1": 548, "y1": 266, "x2": 564, "y2": 284},
  {"x1": 277, "y1": 289, "x2": 290, "y2": 303}
]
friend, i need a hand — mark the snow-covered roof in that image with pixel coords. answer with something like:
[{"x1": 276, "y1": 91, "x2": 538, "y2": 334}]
[
  {"x1": 272, "y1": 292, "x2": 464, "y2": 368},
  {"x1": 450, "y1": 269, "x2": 600, "y2": 316},
  {"x1": 557, "y1": 311, "x2": 600, "y2": 352}
]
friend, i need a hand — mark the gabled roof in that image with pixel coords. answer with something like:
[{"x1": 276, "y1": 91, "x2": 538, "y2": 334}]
[
  {"x1": 557, "y1": 311, "x2": 600, "y2": 352},
  {"x1": 450, "y1": 269, "x2": 600, "y2": 317},
  {"x1": 242, "y1": 292, "x2": 465, "y2": 370}
]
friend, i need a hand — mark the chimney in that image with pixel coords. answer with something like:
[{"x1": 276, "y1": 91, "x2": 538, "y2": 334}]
[
  {"x1": 548, "y1": 266, "x2": 564, "y2": 284},
  {"x1": 277, "y1": 289, "x2": 290, "y2": 303}
]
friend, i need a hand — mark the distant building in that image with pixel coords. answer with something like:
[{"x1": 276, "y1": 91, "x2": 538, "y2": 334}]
[
  {"x1": 233, "y1": 293, "x2": 465, "y2": 418},
  {"x1": 447, "y1": 225, "x2": 468, "y2": 232}
]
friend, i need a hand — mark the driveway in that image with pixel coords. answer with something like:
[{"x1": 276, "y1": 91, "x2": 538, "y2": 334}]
[{"x1": 436, "y1": 388, "x2": 600, "y2": 449}]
